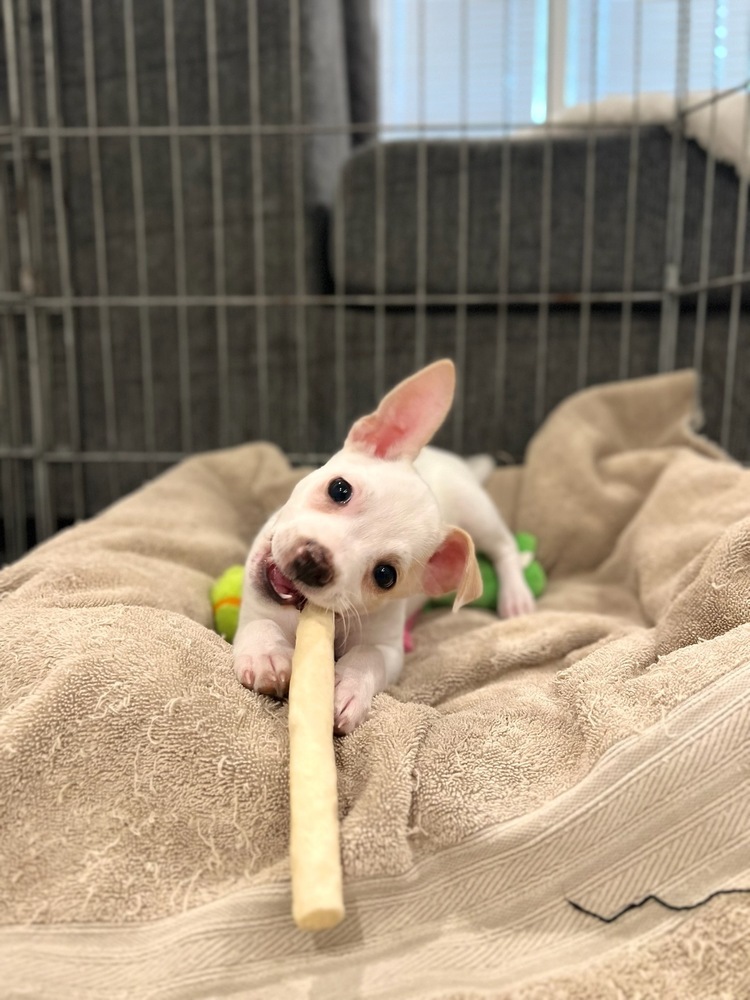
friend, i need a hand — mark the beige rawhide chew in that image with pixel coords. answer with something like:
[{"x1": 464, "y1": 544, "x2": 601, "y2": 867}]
[{"x1": 288, "y1": 603, "x2": 345, "y2": 931}]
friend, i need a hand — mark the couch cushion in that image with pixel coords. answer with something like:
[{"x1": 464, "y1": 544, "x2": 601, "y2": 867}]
[{"x1": 331, "y1": 128, "x2": 750, "y2": 297}]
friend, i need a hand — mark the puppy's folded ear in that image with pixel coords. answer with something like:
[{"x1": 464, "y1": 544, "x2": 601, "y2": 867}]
[
  {"x1": 344, "y1": 359, "x2": 455, "y2": 461},
  {"x1": 422, "y1": 526, "x2": 483, "y2": 611}
]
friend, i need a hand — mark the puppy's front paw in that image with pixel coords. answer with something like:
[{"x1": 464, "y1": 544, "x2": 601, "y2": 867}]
[
  {"x1": 499, "y1": 578, "x2": 536, "y2": 619},
  {"x1": 333, "y1": 671, "x2": 372, "y2": 735},
  {"x1": 235, "y1": 647, "x2": 293, "y2": 699}
]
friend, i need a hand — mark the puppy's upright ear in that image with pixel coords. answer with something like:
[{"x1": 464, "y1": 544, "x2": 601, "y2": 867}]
[
  {"x1": 344, "y1": 359, "x2": 455, "y2": 461},
  {"x1": 422, "y1": 526, "x2": 483, "y2": 611}
]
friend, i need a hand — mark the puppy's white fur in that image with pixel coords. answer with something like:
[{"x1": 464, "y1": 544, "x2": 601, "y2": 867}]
[{"x1": 233, "y1": 360, "x2": 534, "y2": 733}]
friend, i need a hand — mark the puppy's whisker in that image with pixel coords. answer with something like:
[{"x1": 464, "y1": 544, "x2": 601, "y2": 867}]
[{"x1": 339, "y1": 595, "x2": 362, "y2": 645}]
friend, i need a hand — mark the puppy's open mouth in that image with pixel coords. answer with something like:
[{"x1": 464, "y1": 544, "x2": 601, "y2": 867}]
[{"x1": 265, "y1": 559, "x2": 307, "y2": 612}]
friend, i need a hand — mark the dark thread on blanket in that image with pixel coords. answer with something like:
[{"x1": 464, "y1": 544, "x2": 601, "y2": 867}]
[{"x1": 567, "y1": 888, "x2": 750, "y2": 923}]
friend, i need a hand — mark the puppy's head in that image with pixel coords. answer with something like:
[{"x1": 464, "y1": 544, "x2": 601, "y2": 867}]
[{"x1": 260, "y1": 360, "x2": 483, "y2": 615}]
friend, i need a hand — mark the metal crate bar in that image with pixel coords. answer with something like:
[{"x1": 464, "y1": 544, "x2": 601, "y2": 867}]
[
  {"x1": 693, "y1": 95, "x2": 719, "y2": 375},
  {"x1": 332, "y1": 119, "x2": 347, "y2": 445},
  {"x1": 0, "y1": 289, "x2": 676, "y2": 308},
  {"x1": 452, "y1": 0, "x2": 470, "y2": 453},
  {"x1": 492, "y1": 1, "x2": 513, "y2": 446},
  {"x1": 413, "y1": 0, "x2": 428, "y2": 371},
  {"x1": 289, "y1": 0, "x2": 309, "y2": 454},
  {"x1": 1, "y1": 77, "x2": 746, "y2": 139},
  {"x1": 81, "y1": 0, "x2": 120, "y2": 500},
  {"x1": 0, "y1": 447, "x2": 331, "y2": 466},
  {"x1": 40, "y1": 0, "x2": 85, "y2": 520},
  {"x1": 0, "y1": 164, "x2": 26, "y2": 561},
  {"x1": 576, "y1": 0, "x2": 599, "y2": 390},
  {"x1": 123, "y1": 0, "x2": 157, "y2": 475},
  {"x1": 247, "y1": 0, "x2": 270, "y2": 442},
  {"x1": 658, "y1": 0, "x2": 691, "y2": 373},
  {"x1": 619, "y1": 0, "x2": 643, "y2": 380},
  {"x1": 373, "y1": 123, "x2": 386, "y2": 401},
  {"x1": 2, "y1": 0, "x2": 53, "y2": 542},
  {"x1": 205, "y1": 0, "x2": 231, "y2": 447},
  {"x1": 164, "y1": 0, "x2": 193, "y2": 452},
  {"x1": 720, "y1": 91, "x2": 750, "y2": 451}
]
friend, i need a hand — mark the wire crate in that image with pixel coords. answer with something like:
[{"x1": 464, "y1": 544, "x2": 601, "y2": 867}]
[{"x1": 1, "y1": 0, "x2": 749, "y2": 563}]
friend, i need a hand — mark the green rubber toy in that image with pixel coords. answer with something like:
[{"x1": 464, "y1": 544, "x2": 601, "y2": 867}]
[
  {"x1": 210, "y1": 564, "x2": 245, "y2": 643},
  {"x1": 425, "y1": 532, "x2": 546, "y2": 610}
]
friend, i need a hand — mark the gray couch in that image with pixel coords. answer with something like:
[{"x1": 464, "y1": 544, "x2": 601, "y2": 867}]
[
  {"x1": 332, "y1": 129, "x2": 750, "y2": 459},
  {"x1": 1, "y1": 0, "x2": 748, "y2": 559}
]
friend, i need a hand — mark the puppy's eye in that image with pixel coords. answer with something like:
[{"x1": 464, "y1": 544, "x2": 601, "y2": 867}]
[
  {"x1": 373, "y1": 564, "x2": 397, "y2": 590},
  {"x1": 328, "y1": 477, "x2": 353, "y2": 504}
]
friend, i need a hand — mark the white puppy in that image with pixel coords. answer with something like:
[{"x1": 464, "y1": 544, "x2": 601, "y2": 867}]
[{"x1": 233, "y1": 359, "x2": 535, "y2": 733}]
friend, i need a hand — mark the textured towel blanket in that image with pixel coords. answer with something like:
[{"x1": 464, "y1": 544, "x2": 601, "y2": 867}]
[{"x1": 1, "y1": 371, "x2": 750, "y2": 998}]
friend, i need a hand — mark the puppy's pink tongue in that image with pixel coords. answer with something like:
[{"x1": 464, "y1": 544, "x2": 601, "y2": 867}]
[{"x1": 268, "y1": 563, "x2": 298, "y2": 601}]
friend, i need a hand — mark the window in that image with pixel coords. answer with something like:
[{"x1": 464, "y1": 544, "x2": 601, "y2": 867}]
[{"x1": 378, "y1": 0, "x2": 750, "y2": 135}]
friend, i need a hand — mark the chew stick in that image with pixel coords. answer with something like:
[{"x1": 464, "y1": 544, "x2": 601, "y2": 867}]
[{"x1": 288, "y1": 603, "x2": 344, "y2": 931}]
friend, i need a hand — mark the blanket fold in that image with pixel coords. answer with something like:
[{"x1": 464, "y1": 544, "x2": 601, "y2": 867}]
[{"x1": 1, "y1": 371, "x2": 749, "y2": 998}]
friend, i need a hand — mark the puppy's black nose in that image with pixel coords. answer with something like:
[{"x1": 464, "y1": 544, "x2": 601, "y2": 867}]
[{"x1": 290, "y1": 540, "x2": 335, "y2": 587}]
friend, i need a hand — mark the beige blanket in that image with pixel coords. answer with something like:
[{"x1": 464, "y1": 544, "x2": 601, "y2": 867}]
[{"x1": 1, "y1": 371, "x2": 750, "y2": 998}]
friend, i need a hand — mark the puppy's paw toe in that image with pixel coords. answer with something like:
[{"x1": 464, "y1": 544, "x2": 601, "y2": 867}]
[
  {"x1": 235, "y1": 654, "x2": 256, "y2": 689},
  {"x1": 333, "y1": 676, "x2": 371, "y2": 735},
  {"x1": 235, "y1": 649, "x2": 292, "y2": 699}
]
